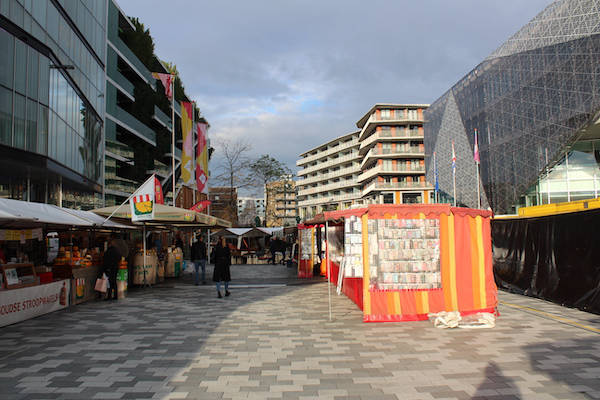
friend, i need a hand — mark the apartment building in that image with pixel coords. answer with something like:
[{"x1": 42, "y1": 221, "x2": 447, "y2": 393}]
[
  {"x1": 296, "y1": 104, "x2": 432, "y2": 220},
  {"x1": 105, "y1": 0, "x2": 205, "y2": 208},
  {"x1": 296, "y1": 132, "x2": 362, "y2": 220},
  {"x1": 265, "y1": 178, "x2": 297, "y2": 227},
  {"x1": 357, "y1": 104, "x2": 432, "y2": 205}
]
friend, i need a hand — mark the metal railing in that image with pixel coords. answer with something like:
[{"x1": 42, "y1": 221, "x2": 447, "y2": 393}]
[
  {"x1": 297, "y1": 153, "x2": 361, "y2": 176},
  {"x1": 297, "y1": 139, "x2": 359, "y2": 166}
]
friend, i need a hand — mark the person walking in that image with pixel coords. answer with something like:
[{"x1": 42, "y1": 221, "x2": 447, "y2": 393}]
[
  {"x1": 102, "y1": 238, "x2": 121, "y2": 301},
  {"x1": 191, "y1": 234, "x2": 207, "y2": 285},
  {"x1": 213, "y1": 237, "x2": 231, "y2": 298}
]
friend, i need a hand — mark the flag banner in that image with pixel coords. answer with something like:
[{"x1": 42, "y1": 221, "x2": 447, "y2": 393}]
[
  {"x1": 151, "y1": 72, "x2": 173, "y2": 100},
  {"x1": 180, "y1": 102, "x2": 194, "y2": 186},
  {"x1": 154, "y1": 176, "x2": 164, "y2": 205},
  {"x1": 190, "y1": 200, "x2": 211, "y2": 213},
  {"x1": 130, "y1": 175, "x2": 155, "y2": 222},
  {"x1": 196, "y1": 122, "x2": 209, "y2": 194},
  {"x1": 474, "y1": 129, "x2": 480, "y2": 164},
  {"x1": 451, "y1": 141, "x2": 456, "y2": 171}
]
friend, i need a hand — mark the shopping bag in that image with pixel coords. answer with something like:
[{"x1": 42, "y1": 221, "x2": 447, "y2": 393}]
[{"x1": 94, "y1": 277, "x2": 107, "y2": 293}]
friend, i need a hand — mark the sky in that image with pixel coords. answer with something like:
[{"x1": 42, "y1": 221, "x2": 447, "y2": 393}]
[{"x1": 119, "y1": 0, "x2": 553, "y2": 177}]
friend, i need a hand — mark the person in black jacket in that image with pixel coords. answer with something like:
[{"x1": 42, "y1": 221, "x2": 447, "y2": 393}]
[
  {"x1": 191, "y1": 235, "x2": 207, "y2": 285},
  {"x1": 213, "y1": 237, "x2": 231, "y2": 298},
  {"x1": 102, "y1": 239, "x2": 121, "y2": 300}
]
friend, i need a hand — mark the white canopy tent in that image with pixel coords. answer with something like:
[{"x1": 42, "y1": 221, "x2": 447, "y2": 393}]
[{"x1": 0, "y1": 198, "x2": 93, "y2": 229}]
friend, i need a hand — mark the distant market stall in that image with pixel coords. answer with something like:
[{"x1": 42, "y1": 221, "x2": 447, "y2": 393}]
[
  {"x1": 300, "y1": 204, "x2": 497, "y2": 322},
  {"x1": 210, "y1": 227, "x2": 285, "y2": 264}
]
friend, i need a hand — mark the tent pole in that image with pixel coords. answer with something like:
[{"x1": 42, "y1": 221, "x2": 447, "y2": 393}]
[
  {"x1": 143, "y1": 223, "x2": 147, "y2": 287},
  {"x1": 326, "y1": 221, "x2": 331, "y2": 322}
]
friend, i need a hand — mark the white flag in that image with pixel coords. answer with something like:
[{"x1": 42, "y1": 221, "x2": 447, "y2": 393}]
[{"x1": 129, "y1": 175, "x2": 155, "y2": 222}]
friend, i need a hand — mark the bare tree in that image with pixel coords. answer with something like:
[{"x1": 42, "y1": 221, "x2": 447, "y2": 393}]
[{"x1": 212, "y1": 138, "x2": 253, "y2": 223}]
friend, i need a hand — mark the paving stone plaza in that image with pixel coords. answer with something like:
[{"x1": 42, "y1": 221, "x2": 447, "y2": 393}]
[{"x1": 1, "y1": 264, "x2": 599, "y2": 400}]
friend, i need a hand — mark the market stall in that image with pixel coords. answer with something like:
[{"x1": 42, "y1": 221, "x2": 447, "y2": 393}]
[
  {"x1": 0, "y1": 199, "x2": 100, "y2": 327},
  {"x1": 91, "y1": 203, "x2": 231, "y2": 281},
  {"x1": 301, "y1": 204, "x2": 497, "y2": 322}
]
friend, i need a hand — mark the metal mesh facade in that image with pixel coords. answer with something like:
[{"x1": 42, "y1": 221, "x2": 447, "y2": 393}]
[{"x1": 425, "y1": 0, "x2": 600, "y2": 213}]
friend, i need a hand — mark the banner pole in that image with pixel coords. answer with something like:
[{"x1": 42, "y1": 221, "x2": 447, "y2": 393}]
[
  {"x1": 192, "y1": 101, "x2": 196, "y2": 206},
  {"x1": 171, "y1": 77, "x2": 176, "y2": 207},
  {"x1": 326, "y1": 221, "x2": 331, "y2": 322}
]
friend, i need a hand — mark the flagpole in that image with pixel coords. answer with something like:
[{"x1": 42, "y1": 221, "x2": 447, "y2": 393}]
[
  {"x1": 192, "y1": 101, "x2": 196, "y2": 206},
  {"x1": 452, "y1": 141, "x2": 457, "y2": 206},
  {"x1": 171, "y1": 77, "x2": 176, "y2": 207},
  {"x1": 433, "y1": 151, "x2": 438, "y2": 203},
  {"x1": 474, "y1": 129, "x2": 481, "y2": 209}
]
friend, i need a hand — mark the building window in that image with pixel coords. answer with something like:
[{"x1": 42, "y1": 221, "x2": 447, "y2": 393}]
[
  {"x1": 383, "y1": 193, "x2": 394, "y2": 204},
  {"x1": 380, "y1": 109, "x2": 391, "y2": 119},
  {"x1": 403, "y1": 192, "x2": 422, "y2": 204}
]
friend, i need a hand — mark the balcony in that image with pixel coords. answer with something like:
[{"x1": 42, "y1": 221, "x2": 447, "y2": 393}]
[
  {"x1": 106, "y1": 140, "x2": 134, "y2": 160},
  {"x1": 358, "y1": 115, "x2": 423, "y2": 140},
  {"x1": 297, "y1": 153, "x2": 361, "y2": 176},
  {"x1": 297, "y1": 164, "x2": 360, "y2": 186},
  {"x1": 298, "y1": 192, "x2": 361, "y2": 207},
  {"x1": 106, "y1": 106, "x2": 157, "y2": 146},
  {"x1": 107, "y1": 69, "x2": 135, "y2": 101},
  {"x1": 297, "y1": 139, "x2": 359, "y2": 166},
  {"x1": 362, "y1": 180, "x2": 432, "y2": 196},
  {"x1": 108, "y1": 33, "x2": 154, "y2": 85},
  {"x1": 360, "y1": 147, "x2": 424, "y2": 169},
  {"x1": 359, "y1": 129, "x2": 423, "y2": 153},
  {"x1": 298, "y1": 180, "x2": 361, "y2": 197},
  {"x1": 357, "y1": 164, "x2": 425, "y2": 183},
  {"x1": 153, "y1": 105, "x2": 172, "y2": 129}
]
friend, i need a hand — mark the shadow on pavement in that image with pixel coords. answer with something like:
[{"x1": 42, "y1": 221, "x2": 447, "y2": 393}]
[
  {"x1": 525, "y1": 337, "x2": 600, "y2": 398},
  {"x1": 472, "y1": 361, "x2": 522, "y2": 399}
]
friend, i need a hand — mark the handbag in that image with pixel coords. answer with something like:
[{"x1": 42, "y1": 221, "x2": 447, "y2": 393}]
[{"x1": 94, "y1": 275, "x2": 108, "y2": 293}]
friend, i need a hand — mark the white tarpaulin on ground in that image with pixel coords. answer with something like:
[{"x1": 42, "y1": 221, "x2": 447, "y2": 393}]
[{"x1": 0, "y1": 280, "x2": 70, "y2": 327}]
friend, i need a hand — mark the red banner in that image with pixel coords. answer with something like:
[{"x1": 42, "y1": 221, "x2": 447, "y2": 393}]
[
  {"x1": 154, "y1": 177, "x2": 164, "y2": 205},
  {"x1": 190, "y1": 200, "x2": 211, "y2": 213}
]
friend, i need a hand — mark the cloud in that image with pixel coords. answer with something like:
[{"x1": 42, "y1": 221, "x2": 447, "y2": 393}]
[{"x1": 119, "y1": 0, "x2": 554, "y2": 176}]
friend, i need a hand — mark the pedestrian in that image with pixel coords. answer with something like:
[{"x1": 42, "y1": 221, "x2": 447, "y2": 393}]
[
  {"x1": 102, "y1": 238, "x2": 121, "y2": 301},
  {"x1": 269, "y1": 237, "x2": 277, "y2": 265},
  {"x1": 213, "y1": 236, "x2": 231, "y2": 298},
  {"x1": 191, "y1": 234, "x2": 207, "y2": 285}
]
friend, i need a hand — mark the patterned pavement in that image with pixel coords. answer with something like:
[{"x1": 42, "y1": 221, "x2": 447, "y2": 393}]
[{"x1": 0, "y1": 263, "x2": 599, "y2": 400}]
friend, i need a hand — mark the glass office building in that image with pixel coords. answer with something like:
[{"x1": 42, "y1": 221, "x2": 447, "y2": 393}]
[
  {"x1": 424, "y1": 0, "x2": 600, "y2": 214},
  {"x1": 0, "y1": 0, "x2": 106, "y2": 209}
]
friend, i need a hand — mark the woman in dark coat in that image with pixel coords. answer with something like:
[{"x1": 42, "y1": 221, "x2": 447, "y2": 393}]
[{"x1": 213, "y1": 237, "x2": 231, "y2": 298}]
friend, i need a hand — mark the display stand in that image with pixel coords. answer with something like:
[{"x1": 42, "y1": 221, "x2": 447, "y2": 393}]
[{"x1": 1, "y1": 264, "x2": 37, "y2": 290}]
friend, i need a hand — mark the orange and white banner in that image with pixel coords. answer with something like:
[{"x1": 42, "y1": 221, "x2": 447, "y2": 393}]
[
  {"x1": 181, "y1": 102, "x2": 194, "y2": 187},
  {"x1": 196, "y1": 122, "x2": 209, "y2": 194}
]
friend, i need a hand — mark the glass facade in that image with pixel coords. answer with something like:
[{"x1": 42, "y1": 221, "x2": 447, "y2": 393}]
[
  {"x1": 424, "y1": 0, "x2": 600, "y2": 214},
  {"x1": 0, "y1": 0, "x2": 106, "y2": 206},
  {"x1": 0, "y1": 26, "x2": 102, "y2": 183}
]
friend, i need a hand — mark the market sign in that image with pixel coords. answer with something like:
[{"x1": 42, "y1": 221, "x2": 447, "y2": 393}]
[
  {"x1": 0, "y1": 280, "x2": 70, "y2": 327},
  {"x1": 129, "y1": 176, "x2": 155, "y2": 222}
]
